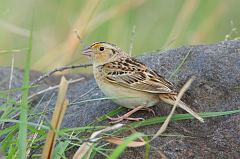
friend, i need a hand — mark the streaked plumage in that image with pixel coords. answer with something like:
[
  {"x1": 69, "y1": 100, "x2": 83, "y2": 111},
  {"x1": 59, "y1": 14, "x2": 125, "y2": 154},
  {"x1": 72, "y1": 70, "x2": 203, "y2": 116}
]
[{"x1": 83, "y1": 42, "x2": 204, "y2": 122}]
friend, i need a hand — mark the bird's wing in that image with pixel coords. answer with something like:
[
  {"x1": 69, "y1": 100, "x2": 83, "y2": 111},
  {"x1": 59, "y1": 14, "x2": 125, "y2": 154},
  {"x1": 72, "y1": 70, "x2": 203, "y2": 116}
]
[{"x1": 98, "y1": 57, "x2": 175, "y2": 94}]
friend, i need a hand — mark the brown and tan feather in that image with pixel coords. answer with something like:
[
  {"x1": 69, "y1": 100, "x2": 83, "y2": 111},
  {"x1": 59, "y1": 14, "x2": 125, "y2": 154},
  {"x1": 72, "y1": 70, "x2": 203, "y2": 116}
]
[{"x1": 98, "y1": 57, "x2": 176, "y2": 94}]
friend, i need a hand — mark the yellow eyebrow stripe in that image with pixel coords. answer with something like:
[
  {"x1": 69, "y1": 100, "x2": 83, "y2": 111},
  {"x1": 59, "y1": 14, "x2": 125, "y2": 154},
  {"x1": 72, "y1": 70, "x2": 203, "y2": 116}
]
[{"x1": 92, "y1": 43, "x2": 101, "y2": 48}]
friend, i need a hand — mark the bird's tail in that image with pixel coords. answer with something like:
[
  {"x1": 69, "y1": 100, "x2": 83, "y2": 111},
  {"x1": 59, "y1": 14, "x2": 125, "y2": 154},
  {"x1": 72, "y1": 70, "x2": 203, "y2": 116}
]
[{"x1": 159, "y1": 94, "x2": 204, "y2": 123}]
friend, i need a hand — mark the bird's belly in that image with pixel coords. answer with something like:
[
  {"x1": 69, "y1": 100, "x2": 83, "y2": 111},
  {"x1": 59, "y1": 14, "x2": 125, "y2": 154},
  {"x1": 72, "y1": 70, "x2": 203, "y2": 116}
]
[{"x1": 96, "y1": 79, "x2": 160, "y2": 109}]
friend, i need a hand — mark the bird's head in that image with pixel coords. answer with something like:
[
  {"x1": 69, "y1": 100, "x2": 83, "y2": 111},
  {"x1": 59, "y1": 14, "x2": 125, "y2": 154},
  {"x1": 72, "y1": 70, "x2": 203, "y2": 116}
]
[{"x1": 83, "y1": 42, "x2": 126, "y2": 66}]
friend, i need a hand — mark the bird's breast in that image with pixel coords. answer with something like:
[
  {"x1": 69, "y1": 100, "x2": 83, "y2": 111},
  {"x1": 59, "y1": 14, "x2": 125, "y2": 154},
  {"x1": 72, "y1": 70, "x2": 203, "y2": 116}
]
[{"x1": 93, "y1": 69, "x2": 159, "y2": 108}]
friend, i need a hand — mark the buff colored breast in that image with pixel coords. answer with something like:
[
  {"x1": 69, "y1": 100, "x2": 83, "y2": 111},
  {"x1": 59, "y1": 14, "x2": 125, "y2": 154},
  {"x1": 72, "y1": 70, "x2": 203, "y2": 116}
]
[{"x1": 94, "y1": 68, "x2": 160, "y2": 108}]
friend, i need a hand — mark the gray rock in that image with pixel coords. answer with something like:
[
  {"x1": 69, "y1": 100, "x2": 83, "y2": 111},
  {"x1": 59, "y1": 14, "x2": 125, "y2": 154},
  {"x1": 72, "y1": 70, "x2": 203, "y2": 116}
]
[{"x1": 0, "y1": 40, "x2": 240, "y2": 158}]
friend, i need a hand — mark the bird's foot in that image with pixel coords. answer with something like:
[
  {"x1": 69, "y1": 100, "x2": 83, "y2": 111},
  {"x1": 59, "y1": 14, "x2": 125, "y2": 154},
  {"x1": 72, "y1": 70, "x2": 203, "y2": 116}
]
[
  {"x1": 107, "y1": 105, "x2": 145, "y2": 123},
  {"x1": 142, "y1": 107, "x2": 156, "y2": 116}
]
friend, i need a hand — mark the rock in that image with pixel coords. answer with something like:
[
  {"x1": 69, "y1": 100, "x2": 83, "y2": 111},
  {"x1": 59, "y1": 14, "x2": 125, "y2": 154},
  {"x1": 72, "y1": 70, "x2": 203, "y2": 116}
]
[
  {"x1": 0, "y1": 40, "x2": 239, "y2": 158},
  {"x1": 0, "y1": 67, "x2": 89, "y2": 104}
]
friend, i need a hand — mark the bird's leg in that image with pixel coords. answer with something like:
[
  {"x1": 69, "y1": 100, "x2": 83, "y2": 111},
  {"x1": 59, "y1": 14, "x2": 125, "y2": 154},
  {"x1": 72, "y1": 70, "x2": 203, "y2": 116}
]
[
  {"x1": 108, "y1": 105, "x2": 145, "y2": 123},
  {"x1": 141, "y1": 107, "x2": 156, "y2": 116}
]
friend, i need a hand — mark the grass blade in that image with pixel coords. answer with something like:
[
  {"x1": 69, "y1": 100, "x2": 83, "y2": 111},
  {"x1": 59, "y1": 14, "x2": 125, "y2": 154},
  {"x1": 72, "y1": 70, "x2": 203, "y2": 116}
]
[
  {"x1": 52, "y1": 141, "x2": 70, "y2": 159},
  {"x1": 130, "y1": 109, "x2": 240, "y2": 128},
  {"x1": 107, "y1": 133, "x2": 144, "y2": 159},
  {"x1": 42, "y1": 77, "x2": 69, "y2": 159},
  {"x1": 18, "y1": 22, "x2": 33, "y2": 159}
]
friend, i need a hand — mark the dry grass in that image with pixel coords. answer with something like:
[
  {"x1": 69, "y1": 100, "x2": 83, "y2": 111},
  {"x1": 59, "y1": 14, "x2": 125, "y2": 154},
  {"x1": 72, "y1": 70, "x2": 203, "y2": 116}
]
[{"x1": 42, "y1": 77, "x2": 69, "y2": 159}]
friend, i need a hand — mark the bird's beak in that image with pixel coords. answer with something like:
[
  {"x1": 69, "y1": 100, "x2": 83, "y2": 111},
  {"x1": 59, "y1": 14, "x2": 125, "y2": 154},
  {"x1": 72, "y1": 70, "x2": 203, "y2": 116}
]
[{"x1": 82, "y1": 47, "x2": 92, "y2": 57}]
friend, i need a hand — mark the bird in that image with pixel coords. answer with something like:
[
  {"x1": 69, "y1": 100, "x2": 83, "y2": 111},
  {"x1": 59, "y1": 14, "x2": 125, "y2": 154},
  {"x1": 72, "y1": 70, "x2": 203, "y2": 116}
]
[{"x1": 82, "y1": 42, "x2": 204, "y2": 123}]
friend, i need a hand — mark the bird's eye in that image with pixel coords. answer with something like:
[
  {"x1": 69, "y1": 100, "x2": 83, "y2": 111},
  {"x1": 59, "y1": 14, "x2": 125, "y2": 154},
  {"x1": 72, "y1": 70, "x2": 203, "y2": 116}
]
[{"x1": 99, "y1": 47, "x2": 105, "y2": 51}]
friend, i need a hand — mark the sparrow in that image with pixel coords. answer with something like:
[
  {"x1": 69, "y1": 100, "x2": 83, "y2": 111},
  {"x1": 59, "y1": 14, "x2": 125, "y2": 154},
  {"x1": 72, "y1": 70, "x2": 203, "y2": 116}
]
[{"x1": 83, "y1": 42, "x2": 204, "y2": 123}]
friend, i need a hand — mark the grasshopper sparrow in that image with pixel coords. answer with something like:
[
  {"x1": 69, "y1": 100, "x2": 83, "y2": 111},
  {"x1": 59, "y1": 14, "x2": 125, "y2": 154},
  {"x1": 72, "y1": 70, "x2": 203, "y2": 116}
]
[{"x1": 83, "y1": 42, "x2": 204, "y2": 123}]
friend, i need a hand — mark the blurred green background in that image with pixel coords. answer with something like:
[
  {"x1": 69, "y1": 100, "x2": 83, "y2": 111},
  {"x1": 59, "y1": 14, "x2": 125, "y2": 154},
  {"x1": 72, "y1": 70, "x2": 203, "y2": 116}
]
[{"x1": 0, "y1": 0, "x2": 239, "y2": 71}]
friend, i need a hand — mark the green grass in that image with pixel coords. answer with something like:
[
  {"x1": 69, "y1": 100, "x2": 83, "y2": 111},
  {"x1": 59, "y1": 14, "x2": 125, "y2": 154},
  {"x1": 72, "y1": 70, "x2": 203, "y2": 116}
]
[
  {"x1": 18, "y1": 22, "x2": 33, "y2": 159},
  {"x1": 130, "y1": 109, "x2": 240, "y2": 128},
  {"x1": 169, "y1": 49, "x2": 192, "y2": 80},
  {"x1": 1, "y1": 92, "x2": 240, "y2": 158}
]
